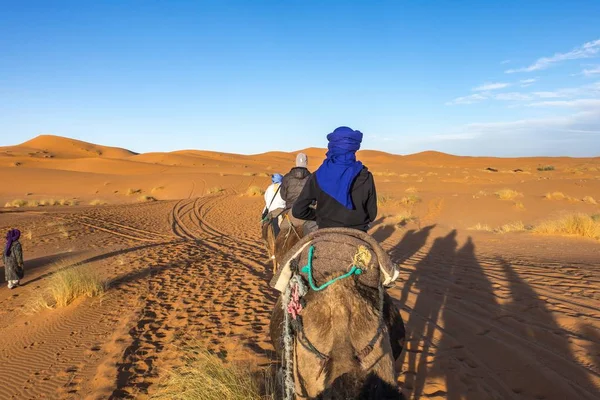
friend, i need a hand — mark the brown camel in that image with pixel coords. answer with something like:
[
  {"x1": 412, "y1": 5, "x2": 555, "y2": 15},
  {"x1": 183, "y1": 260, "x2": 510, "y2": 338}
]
[
  {"x1": 261, "y1": 211, "x2": 305, "y2": 274},
  {"x1": 269, "y1": 228, "x2": 406, "y2": 399}
]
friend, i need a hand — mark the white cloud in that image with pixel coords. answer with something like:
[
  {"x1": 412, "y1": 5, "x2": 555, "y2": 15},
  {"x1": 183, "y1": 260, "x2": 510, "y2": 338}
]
[
  {"x1": 494, "y1": 92, "x2": 533, "y2": 101},
  {"x1": 527, "y1": 99, "x2": 600, "y2": 108},
  {"x1": 501, "y1": 59, "x2": 511, "y2": 64},
  {"x1": 532, "y1": 91, "x2": 565, "y2": 99},
  {"x1": 583, "y1": 66, "x2": 600, "y2": 76},
  {"x1": 520, "y1": 78, "x2": 537, "y2": 87},
  {"x1": 445, "y1": 93, "x2": 487, "y2": 105},
  {"x1": 472, "y1": 82, "x2": 510, "y2": 91},
  {"x1": 505, "y1": 38, "x2": 600, "y2": 73}
]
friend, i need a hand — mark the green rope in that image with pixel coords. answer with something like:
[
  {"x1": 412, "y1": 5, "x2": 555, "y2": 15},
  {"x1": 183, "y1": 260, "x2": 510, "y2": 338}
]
[{"x1": 301, "y1": 245, "x2": 362, "y2": 291}]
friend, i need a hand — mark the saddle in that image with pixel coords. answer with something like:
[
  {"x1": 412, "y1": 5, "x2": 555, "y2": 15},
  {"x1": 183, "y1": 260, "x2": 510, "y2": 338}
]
[{"x1": 270, "y1": 227, "x2": 399, "y2": 292}]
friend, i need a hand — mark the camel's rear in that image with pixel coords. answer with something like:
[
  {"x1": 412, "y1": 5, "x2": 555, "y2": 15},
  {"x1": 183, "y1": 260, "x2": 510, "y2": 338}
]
[{"x1": 269, "y1": 228, "x2": 405, "y2": 399}]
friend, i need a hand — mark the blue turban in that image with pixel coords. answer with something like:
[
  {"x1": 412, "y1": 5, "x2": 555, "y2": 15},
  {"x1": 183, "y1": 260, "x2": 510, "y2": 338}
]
[
  {"x1": 315, "y1": 126, "x2": 364, "y2": 209},
  {"x1": 272, "y1": 173, "x2": 284, "y2": 184}
]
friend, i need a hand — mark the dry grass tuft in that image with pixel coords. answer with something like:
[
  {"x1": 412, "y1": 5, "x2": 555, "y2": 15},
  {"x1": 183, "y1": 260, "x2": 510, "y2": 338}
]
[
  {"x1": 495, "y1": 221, "x2": 527, "y2": 234},
  {"x1": 89, "y1": 199, "x2": 108, "y2": 206},
  {"x1": 537, "y1": 165, "x2": 555, "y2": 171},
  {"x1": 208, "y1": 187, "x2": 224, "y2": 194},
  {"x1": 377, "y1": 194, "x2": 395, "y2": 207},
  {"x1": 245, "y1": 186, "x2": 264, "y2": 197},
  {"x1": 139, "y1": 195, "x2": 157, "y2": 202},
  {"x1": 257, "y1": 172, "x2": 270, "y2": 178},
  {"x1": 582, "y1": 196, "x2": 597, "y2": 205},
  {"x1": 534, "y1": 213, "x2": 600, "y2": 240},
  {"x1": 151, "y1": 347, "x2": 274, "y2": 400},
  {"x1": 24, "y1": 230, "x2": 33, "y2": 240},
  {"x1": 4, "y1": 199, "x2": 28, "y2": 208},
  {"x1": 29, "y1": 264, "x2": 106, "y2": 311},
  {"x1": 151, "y1": 186, "x2": 165, "y2": 193},
  {"x1": 545, "y1": 192, "x2": 566, "y2": 200},
  {"x1": 127, "y1": 188, "x2": 142, "y2": 196},
  {"x1": 473, "y1": 190, "x2": 488, "y2": 199},
  {"x1": 27, "y1": 199, "x2": 40, "y2": 207},
  {"x1": 468, "y1": 223, "x2": 492, "y2": 232},
  {"x1": 380, "y1": 209, "x2": 415, "y2": 227},
  {"x1": 400, "y1": 194, "x2": 421, "y2": 206},
  {"x1": 405, "y1": 187, "x2": 418, "y2": 193},
  {"x1": 495, "y1": 189, "x2": 522, "y2": 201},
  {"x1": 514, "y1": 202, "x2": 525, "y2": 210},
  {"x1": 243, "y1": 172, "x2": 256, "y2": 177},
  {"x1": 373, "y1": 171, "x2": 398, "y2": 177}
]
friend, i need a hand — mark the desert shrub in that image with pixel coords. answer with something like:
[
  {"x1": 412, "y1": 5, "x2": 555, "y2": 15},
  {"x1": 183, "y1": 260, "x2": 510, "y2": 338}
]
[
  {"x1": 545, "y1": 192, "x2": 566, "y2": 200},
  {"x1": 245, "y1": 186, "x2": 264, "y2": 197},
  {"x1": 5, "y1": 199, "x2": 28, "y2": 208},
  {"x1": 495, "y1": 221, "x2": 527, "y2": 234},
  {"x1": 29, "y1": 264, "x2": 106, "y2": 311},
  {"x1": 582, "y1": 196, "x2": 597, "y2": 205},
  {"x1": 139, "y1": 195, "x2": 157, "y2": 202},
  {"x1": 533, "y1": 213, "x2": 600, "y2": 240},
  {"x1": 400, "y1": 194, "x2": 421, "y2": 206},
  {"x1": 89, "y1": 199, "x2": 108, "y2": 206},
  {"x1": 377, "y1": 194, "x2": 395, "y2": 207},
  {"x1": 151, "y1": 347, "x2": 274, "y2": 400},
  {"x1": 537, "y1": 165, "x2": 555, "y2": 171},
  {"x1": 468, "y1": 223, "x2": 492, "y2": 232},
  {"x1": 379, "y1": 210, "x2": 415, "y2": 227},
  {"x1": 495, "y1": 189, "x2": 522, "y2": 201},
  {"x1": 514, "y1": 202, "x2": 525, "y2": 210},
  {"x1": 208, "y1": 187, "x2": 224, "y2": 194},
  {"x1": 127, "y1": 188, "x2": 142, "y2": 196}
]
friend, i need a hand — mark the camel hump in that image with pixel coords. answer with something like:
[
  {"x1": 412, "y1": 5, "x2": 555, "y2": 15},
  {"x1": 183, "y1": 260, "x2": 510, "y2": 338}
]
[{"x1": 270, "y1": 228, "x2": 399, "y2": 292}]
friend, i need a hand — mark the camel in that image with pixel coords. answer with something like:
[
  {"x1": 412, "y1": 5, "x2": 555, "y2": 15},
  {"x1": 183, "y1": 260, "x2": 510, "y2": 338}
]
[
  {"x1": 269, "y1": 228, "x2": 406, "y2": 399},
  {"x1": 261, "y1": 211, "x2": 305, "y2": 274}
]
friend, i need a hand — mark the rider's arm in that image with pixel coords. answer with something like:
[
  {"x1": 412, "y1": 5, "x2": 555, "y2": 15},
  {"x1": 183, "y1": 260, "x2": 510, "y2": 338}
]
[
  {"x1": 280, "y1": 175, "x2": 289, "y2": 203},
  {"x1": 292, "y1": 175, "x2": 317, "y2": 221},
  {"x1": 366, "y1": 172, "x2": 377, "y2": 222}
]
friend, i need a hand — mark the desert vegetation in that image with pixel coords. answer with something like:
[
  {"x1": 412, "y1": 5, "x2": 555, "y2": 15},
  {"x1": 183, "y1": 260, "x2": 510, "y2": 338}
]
[
  {"x1": 138, "y1": 195, "x2": 157, "y2": 202},
  {"x1": 208, "y1": 187, "x2": 224, "y2": 194},
  {"x1": 29, "y1": 263, "x2": 107, "y2": 312},
  {"x1": 126, "y1": 188, "x2": 142, "y2": 196},
  {"x1": 495, "y1": 189, "x2": 522, "y2": 201},
  {"x1": 4, "y1": 198, "x2": 79, "y2": 207},
  {"x1": 533, "y1": 213, "x2": 600, "y2": 240},
  {"x1": 537, "y1": 165, "x2": 555, "y2": 171},
  {"x1": 245, "y1": 186, "x2": 264, "y2": 196},
  {"x1": 151, "y1": 347, "x2": 273, "y2": 400}
]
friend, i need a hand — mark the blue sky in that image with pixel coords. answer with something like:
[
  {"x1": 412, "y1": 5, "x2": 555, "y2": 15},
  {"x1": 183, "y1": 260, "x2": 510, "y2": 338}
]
[{"x1": 1, "y1": 1, "x2": 599, "y2": 156}]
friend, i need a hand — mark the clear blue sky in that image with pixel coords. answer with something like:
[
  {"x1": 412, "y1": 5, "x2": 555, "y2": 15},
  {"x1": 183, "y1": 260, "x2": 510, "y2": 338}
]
[{"x1": 1, "y1": 1, "x2": 599, "y2": 156}]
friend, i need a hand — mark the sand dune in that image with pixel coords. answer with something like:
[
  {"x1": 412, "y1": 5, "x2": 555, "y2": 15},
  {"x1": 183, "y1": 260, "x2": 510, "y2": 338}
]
[{"x1": 0, "y1": 135, "x2": 599, "y2": 399}]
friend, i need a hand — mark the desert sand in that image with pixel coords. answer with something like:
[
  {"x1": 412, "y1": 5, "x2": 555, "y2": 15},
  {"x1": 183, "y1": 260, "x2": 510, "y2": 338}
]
[{"x1": 0, "y1": 135, "x2": 599, "y2": 399}]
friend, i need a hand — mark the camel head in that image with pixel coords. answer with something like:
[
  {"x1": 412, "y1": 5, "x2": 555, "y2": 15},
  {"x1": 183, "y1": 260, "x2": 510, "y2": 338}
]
[{"x1": 269, "y1": 228, "x2": 405, "y2": 400}]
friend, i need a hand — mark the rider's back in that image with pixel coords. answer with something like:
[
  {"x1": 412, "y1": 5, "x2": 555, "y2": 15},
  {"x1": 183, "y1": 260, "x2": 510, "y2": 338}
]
[{"x1": 292, "y1": 167, "x2": 376, "y2": 232}]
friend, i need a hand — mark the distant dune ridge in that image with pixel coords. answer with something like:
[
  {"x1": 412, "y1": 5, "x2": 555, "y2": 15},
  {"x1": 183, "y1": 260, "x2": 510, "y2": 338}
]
[{"x1": 1, "y1": 134, "x2": 599, "y2": 235}]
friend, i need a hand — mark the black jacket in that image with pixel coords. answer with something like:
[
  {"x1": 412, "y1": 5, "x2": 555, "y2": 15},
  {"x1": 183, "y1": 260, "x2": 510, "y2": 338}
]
[
  {"x1": 281, "y1": 167, "x2": 311, "y2": 206},
  {"x1": 292, "y1": 167, "x2": 377, "y2": 232}
]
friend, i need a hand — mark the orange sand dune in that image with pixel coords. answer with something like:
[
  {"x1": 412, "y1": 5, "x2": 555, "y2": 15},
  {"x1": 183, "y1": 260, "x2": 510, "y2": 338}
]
[{"x1": 0, "y1": 135, "x2": 599, "y2": 399}]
